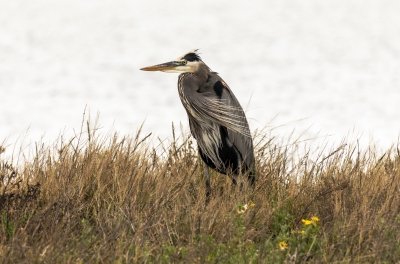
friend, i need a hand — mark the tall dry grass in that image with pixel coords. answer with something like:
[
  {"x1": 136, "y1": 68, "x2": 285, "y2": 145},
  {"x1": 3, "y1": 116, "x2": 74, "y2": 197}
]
[{"x1": 1, "y1": 121, "x2": 400, "y2": 263}]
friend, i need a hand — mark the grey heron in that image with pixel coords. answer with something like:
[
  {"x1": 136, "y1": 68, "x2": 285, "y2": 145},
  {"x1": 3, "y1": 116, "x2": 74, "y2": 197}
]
[{"x1": 141, "y1": 50, "x2": 255, "y2": 200}]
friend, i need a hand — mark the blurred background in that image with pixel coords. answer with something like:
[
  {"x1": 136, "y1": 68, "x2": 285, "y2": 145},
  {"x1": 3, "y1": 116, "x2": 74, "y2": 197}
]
[{"x1": 1, "y1": 0, "x2": 400, "y2": 157}]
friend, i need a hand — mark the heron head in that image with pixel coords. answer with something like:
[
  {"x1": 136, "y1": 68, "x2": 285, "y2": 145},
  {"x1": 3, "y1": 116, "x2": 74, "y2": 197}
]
[{"x1": 140, "y1": 49, "x2": 202, "y2": 73}]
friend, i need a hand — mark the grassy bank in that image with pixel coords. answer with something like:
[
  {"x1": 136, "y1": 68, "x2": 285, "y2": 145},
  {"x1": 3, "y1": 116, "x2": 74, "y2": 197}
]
[{"x1": 1, "y1": 123, "x2": 400, "y2": 263}]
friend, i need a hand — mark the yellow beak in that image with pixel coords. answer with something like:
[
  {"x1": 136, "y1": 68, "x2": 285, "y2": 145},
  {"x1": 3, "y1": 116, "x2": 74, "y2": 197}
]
[{"x1": 140, "y1": 61, "x2": 177, "y2": 72}]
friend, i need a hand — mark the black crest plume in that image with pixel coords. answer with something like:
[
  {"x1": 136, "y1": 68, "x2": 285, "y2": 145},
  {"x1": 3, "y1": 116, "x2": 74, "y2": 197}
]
[{"x1": 182, "y1": 49, "x2": 202, "y2": 62}]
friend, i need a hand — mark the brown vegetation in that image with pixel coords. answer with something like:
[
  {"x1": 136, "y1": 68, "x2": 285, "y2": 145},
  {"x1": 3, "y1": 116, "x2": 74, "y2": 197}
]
[{"x1": 1, "y1": 123, "x2": 400, "y2": 263}]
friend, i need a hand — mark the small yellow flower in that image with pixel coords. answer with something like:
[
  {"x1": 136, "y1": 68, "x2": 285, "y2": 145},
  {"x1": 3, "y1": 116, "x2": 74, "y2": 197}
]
[
  {"x1": 302, "y1": 219, "x2": 313, "y2": 226},
  {"x1": 298, "y1": 230, "x2": 305, "y2": 234},
  {"x1": 311, "y1": 216, "x2": 320, "y2": 223},
  {"x1": 249, "y1": 203, "x2": 256, "y2": 207},
  {"x1": 278, "y1": 241, "x2": 288, "y2": 250}
]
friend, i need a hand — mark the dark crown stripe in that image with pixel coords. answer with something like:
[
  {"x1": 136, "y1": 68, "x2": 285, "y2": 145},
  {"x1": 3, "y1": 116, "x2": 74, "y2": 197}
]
[{"x1": 182, "y1": 52, "x2": 201, "y2": 62}]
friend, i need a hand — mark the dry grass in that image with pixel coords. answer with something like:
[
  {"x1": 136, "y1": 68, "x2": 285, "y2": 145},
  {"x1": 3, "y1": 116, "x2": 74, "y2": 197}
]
[{"x1": 1, "y1": 122, "x2": 400, "y2": 263}]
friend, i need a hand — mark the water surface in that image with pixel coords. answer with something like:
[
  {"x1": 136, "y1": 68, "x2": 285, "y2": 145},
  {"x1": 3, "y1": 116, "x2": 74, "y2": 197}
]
[{"x1": 1, "y1": 0, "x2": 399, "y2": 158}]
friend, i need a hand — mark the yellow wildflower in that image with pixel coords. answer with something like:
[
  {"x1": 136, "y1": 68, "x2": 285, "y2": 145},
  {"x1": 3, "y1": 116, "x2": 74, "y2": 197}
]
[
  {"x1": 249, "y1": 203, "x2": 256, "y2": 207},
  {"x1": 302, "y1": 219, "x2": 313, "y2": 226},
  {"x1": 311, "y1": 216, "x2": 320, "y2": 223},
  {"x1": 298, "y1": 230, "x2": 305, "y2": 234},
  {"x1": 278, "y1": 241, "x2": 288, "y2": 250}
]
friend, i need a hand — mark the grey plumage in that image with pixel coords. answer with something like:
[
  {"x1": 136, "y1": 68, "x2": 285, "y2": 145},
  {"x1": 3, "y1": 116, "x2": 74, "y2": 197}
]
[{"x1": 141, "y1": 50, "x2": 255, "y2": 199}]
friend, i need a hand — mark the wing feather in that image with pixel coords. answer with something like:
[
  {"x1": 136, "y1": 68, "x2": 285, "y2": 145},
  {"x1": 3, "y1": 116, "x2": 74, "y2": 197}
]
[{"x1": 195, "y1": 73, "x2": 255, "y2": 169}]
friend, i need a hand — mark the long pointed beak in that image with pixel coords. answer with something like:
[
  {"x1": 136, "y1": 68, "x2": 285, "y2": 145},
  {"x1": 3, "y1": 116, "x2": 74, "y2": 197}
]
[{"x1": 140, "y1": 61, "x2": 177, "y2": 71}]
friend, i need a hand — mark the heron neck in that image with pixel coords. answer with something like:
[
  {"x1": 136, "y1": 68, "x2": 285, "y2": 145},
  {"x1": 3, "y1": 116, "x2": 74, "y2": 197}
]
[
  {"x1": 195, "y1": 62, "x2": 211, "y2": 83},
  {"x1": 178, "y1": 62, "x2": 212, "y2": 97}
]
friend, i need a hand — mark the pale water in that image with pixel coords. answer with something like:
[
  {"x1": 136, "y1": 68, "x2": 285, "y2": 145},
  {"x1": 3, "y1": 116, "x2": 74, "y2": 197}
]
[{"x1": 1, "y1": 0, "x2": 400, "y2": 159}]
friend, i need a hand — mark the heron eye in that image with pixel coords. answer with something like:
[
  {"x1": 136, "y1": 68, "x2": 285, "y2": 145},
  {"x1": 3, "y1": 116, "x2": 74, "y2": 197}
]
[{"x1": 182, "y1": 60, "x2": 187, "y2": 65}]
